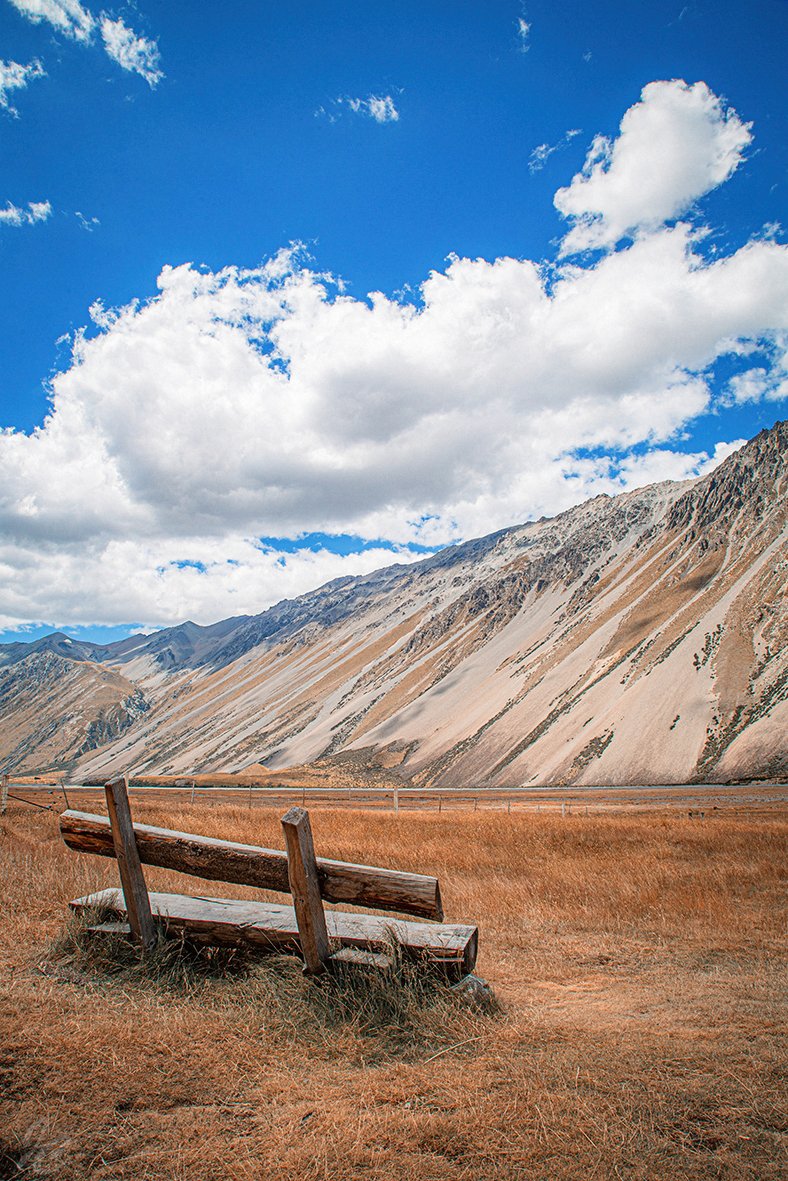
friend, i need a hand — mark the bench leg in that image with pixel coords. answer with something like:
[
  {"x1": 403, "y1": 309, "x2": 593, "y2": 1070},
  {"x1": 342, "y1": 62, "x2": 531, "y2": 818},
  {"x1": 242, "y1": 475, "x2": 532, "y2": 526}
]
[
  {"x1": 281, "y1": 807, "x2": 330, "y2": 974},
  {"x1": 105, "y1": 775, "x2": 156, "y2": 949}
]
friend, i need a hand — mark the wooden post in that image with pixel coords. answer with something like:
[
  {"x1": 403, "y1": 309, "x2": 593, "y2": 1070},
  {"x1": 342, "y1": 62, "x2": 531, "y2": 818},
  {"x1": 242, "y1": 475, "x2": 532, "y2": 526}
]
[
  {"x1": 190, "y1": 780, "x2": 196, "y2": 806},
  {"x1": 281, "y1": 806, "x2": 329, "y2": 975},
  {"x1": 393, "y1": 787, "x2": 399, "y2": 814},
  {"x1": 0, "y1": 774, "x2": 9, "y2": 815},
  {"x1": 105, "y1": 776, "x2": 156, "y2": 948},
  {"x1": 562, "y1": 802, "x2": 566, "y2": 818}
]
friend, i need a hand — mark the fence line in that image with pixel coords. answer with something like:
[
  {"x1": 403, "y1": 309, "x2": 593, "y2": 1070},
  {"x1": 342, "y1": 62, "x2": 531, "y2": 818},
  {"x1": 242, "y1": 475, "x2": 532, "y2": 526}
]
[{"x1": 2, "y1": 777, "x2": 768, "y2": 816}]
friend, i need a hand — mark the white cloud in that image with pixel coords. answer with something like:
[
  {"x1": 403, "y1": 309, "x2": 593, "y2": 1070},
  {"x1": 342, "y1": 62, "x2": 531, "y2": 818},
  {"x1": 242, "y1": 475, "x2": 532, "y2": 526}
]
[
  {"x1": 366, "y1": 94, "x2": 398, "y2": 123},
  {"x1": 0, "y1": 198, "x2": 51, "y2": 226},
  {"x1": 340, "y1": 94, "x2": 399, "y2": 123},
  {"x1": 0, "y1": 57, "x2": 45, "y2": 114},
  {"x1": 8, "y1": 0, "x2": 163, "y2": 85},
  {"x1": 578, "y1": 438, "x2": 746, "y2": 490},
  {"x1": 529, "y1": 128, "x2": 581, "y2": 173},
  {"x1": 0, "y1": 80, "x2": 786, "y2": 630},
  {"x1": 0, "y1": 216, "x2": 786, "y2": 628},
  {"x1": 725, "y1": 337, "x2": 788, "y2": 404},
  {"x1": 7, "y1": 0, "x2": 95, "y2": 41},
  {"x1": 75, "y1": 209, "x2": 100, "y2": 231},
  {"x1": 555, "y1": 79, "x2": 752, "y2": 253},
  {"x1": 0, "y1": 536, "x2": 422, "y2": 632},
  {"x1": 100, "y1": 15, "x2": 162, "y2": 87},
  {"x1": 516, "y1": 16, "x2": 530, "y2": 51}
]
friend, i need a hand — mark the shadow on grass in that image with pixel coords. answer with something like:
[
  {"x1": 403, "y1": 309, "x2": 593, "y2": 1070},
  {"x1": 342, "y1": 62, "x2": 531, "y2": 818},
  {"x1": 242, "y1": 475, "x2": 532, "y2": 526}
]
[{"x1": 49, "y1": 908, "x2": 501, "y2": 1060}]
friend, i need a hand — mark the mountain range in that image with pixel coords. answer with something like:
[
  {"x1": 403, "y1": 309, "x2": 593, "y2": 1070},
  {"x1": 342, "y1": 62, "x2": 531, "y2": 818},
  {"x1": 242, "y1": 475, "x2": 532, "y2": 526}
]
[{"x1": 1, "y1": 421, "x2": 786, "y2": 786}]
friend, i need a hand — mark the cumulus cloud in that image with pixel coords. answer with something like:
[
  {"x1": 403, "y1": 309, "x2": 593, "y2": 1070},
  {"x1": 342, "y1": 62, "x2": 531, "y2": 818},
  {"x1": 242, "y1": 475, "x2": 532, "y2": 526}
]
[
  {"x1": 0, "y1": 535, "x2": 422, "y2": 633},
  {"x1": 1, "y1": 218, "x2": 786, "y2": 628},
  {"x1": 0, "y1": 57, "x2": 45, "y2": 114},
  {"x1": 516, "y1": 16, "x2": 530, "y2": 51},
  {"x1": 1, "y1": 79, "x2": 786, "y2": 631},
  {"x1": 0, "y1": 198, "x2": 51, "y2": 226},
  {"x1": 7, "y1": 0, "x2": 95, "y2": 41},
  {"x1": 100, "y1": 15, "x2": 162, "y2": 87},
  {"x1": 725, "y1": 337, "x2": 788, "y2": 404},
  {"x1": 555, "y1": 79, "x2": 752, "y2": 253}
]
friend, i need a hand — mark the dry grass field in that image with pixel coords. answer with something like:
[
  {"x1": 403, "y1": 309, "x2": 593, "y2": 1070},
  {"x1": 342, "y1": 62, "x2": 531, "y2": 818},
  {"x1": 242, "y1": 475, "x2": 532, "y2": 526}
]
[{"x1": 1, "y1": 798, "x2": 786, "y2": 1180}]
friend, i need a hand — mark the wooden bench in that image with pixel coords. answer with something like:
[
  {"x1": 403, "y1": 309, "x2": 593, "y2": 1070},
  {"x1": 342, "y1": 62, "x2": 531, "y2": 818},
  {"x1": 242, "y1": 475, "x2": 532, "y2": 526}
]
[{"x1": 60, "y1": 777, "x2": 478, "y2": 979}]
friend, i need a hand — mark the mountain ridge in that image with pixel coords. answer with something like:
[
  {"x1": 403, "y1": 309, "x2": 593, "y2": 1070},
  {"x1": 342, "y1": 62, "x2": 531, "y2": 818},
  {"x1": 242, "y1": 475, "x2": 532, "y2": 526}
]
[{"x1": 1, "y1": 422, "x2": 785, "y2": 785}]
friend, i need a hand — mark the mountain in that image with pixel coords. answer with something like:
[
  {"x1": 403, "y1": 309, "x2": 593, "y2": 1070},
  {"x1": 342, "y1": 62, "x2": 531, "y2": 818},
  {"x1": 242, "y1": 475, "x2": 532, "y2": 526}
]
[
  {"x1": 0, "y1": 652, "x2": 149, "y2": 772},
  {"x1": 1, "y1": 422, "x2": 786, "y2": 785}
]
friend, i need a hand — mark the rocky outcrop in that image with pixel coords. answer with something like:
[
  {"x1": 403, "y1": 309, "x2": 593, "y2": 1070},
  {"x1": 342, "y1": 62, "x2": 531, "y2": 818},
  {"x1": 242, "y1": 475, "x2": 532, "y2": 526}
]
[{"x1": 74, "y1": 690, "x2": 150, "y2": 757}]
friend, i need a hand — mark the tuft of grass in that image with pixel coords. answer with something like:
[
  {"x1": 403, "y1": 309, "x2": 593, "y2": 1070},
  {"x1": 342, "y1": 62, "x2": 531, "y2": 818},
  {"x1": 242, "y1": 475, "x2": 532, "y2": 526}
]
[
  {"x1": 53, "y1": 906, "x2": 273, "y2": 993},
  {"x1": 238, "y1": 942, "x2": 500, "y2": 1057},
  {"x1": 50, "y1": 909, "x2": 500, "y2": 1058}
]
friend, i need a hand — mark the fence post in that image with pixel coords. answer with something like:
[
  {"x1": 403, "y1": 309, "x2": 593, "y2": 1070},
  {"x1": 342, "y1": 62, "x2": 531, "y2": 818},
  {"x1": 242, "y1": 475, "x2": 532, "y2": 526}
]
[
  {"x1": 105, "y1": 776, "x2": 156, "y2": 948},
  {"x1": 281, "y1": 806, "x2": 330, "y2": 975},
  {"x1": 394, "y1": 787, "x2": 399, "y2": 814},
  {"x1": 1, "y1": 774, "x2": 8, "y2": 815}
]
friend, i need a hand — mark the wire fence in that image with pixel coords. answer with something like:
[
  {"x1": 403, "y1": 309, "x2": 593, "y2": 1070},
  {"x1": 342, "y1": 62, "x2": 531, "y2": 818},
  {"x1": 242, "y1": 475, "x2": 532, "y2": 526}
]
[{"x1": 3, "y1": 776, "x2": 786, "y2": 818}]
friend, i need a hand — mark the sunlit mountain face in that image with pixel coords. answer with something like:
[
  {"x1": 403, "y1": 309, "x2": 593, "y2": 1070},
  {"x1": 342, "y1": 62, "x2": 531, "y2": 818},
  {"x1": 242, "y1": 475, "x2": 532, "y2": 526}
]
[{"x1": 2, "y1": 423, "x2": 785, "y2": 787}]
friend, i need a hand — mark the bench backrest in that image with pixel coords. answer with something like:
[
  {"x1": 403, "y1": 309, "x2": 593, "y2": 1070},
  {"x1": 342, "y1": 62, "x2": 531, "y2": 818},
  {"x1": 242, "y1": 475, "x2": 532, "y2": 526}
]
[{"x1": 60, "y1": 806, "x2": 443, "y2": 921}]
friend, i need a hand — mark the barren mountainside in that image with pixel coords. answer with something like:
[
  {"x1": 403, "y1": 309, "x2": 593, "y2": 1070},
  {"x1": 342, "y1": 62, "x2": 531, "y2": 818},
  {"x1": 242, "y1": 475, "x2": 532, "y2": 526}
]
[{"x1": 1, "y1": 422, "x2": 786, "y2": 785}]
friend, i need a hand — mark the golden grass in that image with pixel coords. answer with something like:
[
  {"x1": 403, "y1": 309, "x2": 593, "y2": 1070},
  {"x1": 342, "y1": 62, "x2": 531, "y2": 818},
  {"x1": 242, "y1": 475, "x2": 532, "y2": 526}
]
[{"x1": 1, "y1": 801, "x2": 786, "y2": 1180}]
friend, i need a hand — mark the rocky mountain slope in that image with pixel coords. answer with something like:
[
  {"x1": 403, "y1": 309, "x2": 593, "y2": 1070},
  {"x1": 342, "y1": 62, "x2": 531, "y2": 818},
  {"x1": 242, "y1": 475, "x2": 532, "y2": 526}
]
[
  {"x1": 0, "y1": 652, "x2": 149, "y2": 772},
  {"x1": 1, "y1": 422, "x2": 786, "y2": 785}
]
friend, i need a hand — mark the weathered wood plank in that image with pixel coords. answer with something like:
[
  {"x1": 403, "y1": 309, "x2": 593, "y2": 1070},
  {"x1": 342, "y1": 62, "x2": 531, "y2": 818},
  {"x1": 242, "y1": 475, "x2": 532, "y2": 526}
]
[
  {"x1": 281, "y1": 806, "x2": 330, "y2": 974},
  {"x1": 86, "y1": 921, "x2": 132, "y2": 937},
  {"x1": 329, "y1": 947, "x2": 393, "y2": 971},
  {"x1": 70, "y1": 889, "x2": 478, "y2": 976},
  {"x1": 104, "y1": 777, "x2": 156, "y2": 948},
  {"x1": 60, "y1": 810, "x2": 443, "y2": 920}
]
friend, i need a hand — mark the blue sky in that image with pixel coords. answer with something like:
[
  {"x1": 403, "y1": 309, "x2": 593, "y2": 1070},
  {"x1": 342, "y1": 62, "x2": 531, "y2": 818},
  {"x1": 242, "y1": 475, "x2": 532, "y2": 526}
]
[{"x1": 0, "y1": 0, "x2": 786, "y2": 642}]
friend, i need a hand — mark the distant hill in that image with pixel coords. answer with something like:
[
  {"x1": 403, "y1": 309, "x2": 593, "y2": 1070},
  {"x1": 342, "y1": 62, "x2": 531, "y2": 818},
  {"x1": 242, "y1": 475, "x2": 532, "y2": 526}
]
[{"x1": 1, "y1": 422, "x2": 786, "y2": 785}]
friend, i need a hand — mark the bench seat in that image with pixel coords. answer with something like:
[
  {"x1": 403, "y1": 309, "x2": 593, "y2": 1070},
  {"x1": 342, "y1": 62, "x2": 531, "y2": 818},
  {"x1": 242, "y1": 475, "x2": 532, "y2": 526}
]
[{"x1": 70, "y1": 888, "x2": 478, "y2": 978}]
